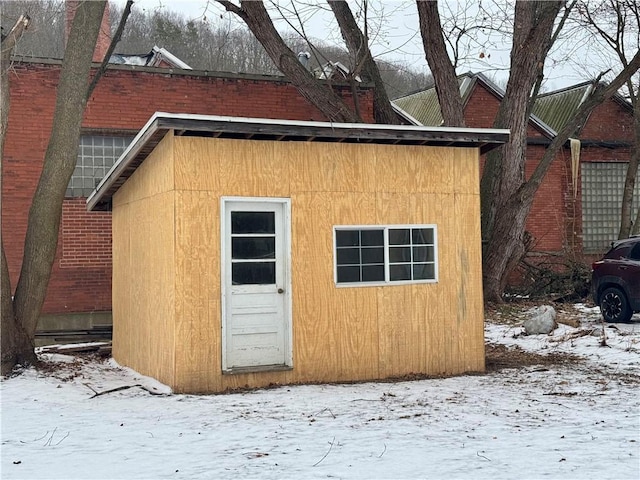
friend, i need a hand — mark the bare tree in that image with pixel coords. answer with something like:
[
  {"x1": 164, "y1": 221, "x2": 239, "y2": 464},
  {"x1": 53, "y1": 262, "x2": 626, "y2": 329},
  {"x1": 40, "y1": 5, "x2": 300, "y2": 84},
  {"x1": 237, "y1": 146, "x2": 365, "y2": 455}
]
[
  {"x1": 478, "y1": 1, "x2": 564, "y2": 300},
  {"x1": 415, "y1": 0, "x2": 465, "y2": 126},
  {"x1": 1, "y1": 1, "x2": 64, "y2": 58},
  {"x1": 1, "y1": 1, "x2": 132, "y2": 375},
  {"x1": 1, "y1": 13, "x2": 32, "y2": 373},
  {"x1": 328, "y1": 0, "x2": 399, "y2": 124},
  {"x1": 215, "y1": 0, "x2": 360, "y2": 122},
  {"x1": 576, "y1": 0, "x2": 639, "y2": 239},
  {"x1": 415, "y1": 0, "x2": 639, "y2": 300}
]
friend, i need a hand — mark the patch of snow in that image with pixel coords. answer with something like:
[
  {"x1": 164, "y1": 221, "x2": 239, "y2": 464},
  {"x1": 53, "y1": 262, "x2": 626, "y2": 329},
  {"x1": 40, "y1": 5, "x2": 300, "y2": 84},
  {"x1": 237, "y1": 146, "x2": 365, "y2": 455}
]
[{"x1": 2, "y1": 303, "x2": 639, "y2": 479}]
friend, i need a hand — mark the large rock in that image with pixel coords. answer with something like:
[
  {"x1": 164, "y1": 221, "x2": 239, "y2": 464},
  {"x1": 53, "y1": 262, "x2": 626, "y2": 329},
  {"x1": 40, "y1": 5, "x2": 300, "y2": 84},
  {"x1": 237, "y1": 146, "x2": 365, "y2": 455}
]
[{"x1": 523, "y1": 305, "x2": 557, "y2": 335}]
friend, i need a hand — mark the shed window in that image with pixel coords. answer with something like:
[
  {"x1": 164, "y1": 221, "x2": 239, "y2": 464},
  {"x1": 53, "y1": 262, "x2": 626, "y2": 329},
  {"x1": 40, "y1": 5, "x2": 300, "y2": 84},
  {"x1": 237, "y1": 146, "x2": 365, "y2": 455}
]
[{"x1": 334, "y1": 225, "x2": 437, "y2": 286}]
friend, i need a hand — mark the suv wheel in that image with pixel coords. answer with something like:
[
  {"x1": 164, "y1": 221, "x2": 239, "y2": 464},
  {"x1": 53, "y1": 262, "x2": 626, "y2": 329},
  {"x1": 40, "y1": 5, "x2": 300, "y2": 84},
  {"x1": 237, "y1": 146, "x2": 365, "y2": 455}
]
[{"x1": 600, "y1": 287, "x2": 633, "y2": 323}]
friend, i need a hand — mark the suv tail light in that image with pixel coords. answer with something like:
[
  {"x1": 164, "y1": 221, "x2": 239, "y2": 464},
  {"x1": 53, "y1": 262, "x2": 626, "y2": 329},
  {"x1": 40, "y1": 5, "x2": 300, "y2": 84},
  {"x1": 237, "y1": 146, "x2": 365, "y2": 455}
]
[{"x1": 591, "y1": 260, "x2": 604, "y2": 271}]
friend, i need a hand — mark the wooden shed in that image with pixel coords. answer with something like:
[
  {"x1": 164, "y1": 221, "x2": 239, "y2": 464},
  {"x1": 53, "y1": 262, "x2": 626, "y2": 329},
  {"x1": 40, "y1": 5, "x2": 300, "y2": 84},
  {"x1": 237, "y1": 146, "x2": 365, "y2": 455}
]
[{"x1": 87, "y1": 113, "x2": 509, "y2": 394}]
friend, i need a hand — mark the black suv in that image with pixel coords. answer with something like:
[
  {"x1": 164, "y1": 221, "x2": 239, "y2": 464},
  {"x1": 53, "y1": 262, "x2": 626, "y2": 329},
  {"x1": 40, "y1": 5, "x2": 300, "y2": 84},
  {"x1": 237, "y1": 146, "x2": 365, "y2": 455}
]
[{"x1": 592, "y1": 236, "x2": 640, "y2": 323}]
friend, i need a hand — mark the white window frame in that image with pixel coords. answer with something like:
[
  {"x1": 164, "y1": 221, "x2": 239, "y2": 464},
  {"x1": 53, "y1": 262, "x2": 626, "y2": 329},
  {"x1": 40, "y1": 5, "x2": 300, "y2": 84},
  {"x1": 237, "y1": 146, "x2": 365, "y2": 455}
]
[{"x1": 333, "y1": 224, "x2": 438, "y2": 287}]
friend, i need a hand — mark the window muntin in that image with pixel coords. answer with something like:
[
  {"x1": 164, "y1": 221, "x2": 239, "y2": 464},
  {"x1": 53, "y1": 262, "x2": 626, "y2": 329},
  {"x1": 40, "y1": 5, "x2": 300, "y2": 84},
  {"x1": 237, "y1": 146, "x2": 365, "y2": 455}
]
[
  {"x1": 334, "y1": 225, "x2": 438, "y2": 286},
  {"x1": 67, "y1": 135, "x2": 133, "y2": 197}
]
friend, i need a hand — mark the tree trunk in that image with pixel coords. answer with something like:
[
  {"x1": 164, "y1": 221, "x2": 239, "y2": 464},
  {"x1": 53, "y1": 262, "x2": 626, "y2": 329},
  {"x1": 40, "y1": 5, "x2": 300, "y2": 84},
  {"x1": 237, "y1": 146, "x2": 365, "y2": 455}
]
[
  {"x1": 1, "y1": 14, "x2": 33, "y2": 374},
  {"x1": 618, "y1": 97, "x2": 640, "y2": 239},
  {"x1": 217, "y1": 0, "x2": 360, "y2": 123},
  {"x1": 328, "y1": 0, "x2": 399, "y2": 125},
  {"x1": 2, "y1": 1, "x2": 106, "y2": 375},
  {"x1": 480, "y1": 1, "x2": 562, "y2": 302},
  {"x1": 484, "y1": 50, "x2": 640, "y2": 300},
  {"x1": 415, "y1": 0, "x2": 465, "y2": 127}
]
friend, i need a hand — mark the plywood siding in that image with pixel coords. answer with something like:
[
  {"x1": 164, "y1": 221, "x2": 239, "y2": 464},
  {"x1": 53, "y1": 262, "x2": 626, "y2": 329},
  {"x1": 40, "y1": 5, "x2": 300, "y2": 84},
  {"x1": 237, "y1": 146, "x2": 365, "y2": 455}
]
[
  {"x1": 173, "y1": 191, "x2": 220, "y2": 393},
  {"x1": 112, "y1": 134, "x2": 176, "y2": 387},
  {"x1": 115, "y1": 134, "x2": 484, "y2": 393}
]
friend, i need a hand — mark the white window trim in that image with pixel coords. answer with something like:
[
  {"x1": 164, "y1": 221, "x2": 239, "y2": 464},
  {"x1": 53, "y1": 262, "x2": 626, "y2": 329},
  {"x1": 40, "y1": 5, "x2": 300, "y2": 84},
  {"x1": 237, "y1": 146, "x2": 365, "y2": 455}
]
[{"x1": 333, "y1": 224, "x2": 439, "y2": 287}]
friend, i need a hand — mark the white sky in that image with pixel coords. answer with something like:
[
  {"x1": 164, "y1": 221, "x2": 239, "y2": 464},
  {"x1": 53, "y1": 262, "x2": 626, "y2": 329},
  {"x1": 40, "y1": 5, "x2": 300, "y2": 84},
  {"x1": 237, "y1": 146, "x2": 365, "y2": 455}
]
[{"x1": 114, "y1": 0, "x2": 626, "y2": 91}]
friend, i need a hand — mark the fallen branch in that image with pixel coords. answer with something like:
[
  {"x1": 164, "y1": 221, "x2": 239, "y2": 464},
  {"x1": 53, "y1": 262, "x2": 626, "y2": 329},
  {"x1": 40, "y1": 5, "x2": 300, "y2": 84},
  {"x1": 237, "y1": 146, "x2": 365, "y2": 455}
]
[
  {"x1": 378, "y1": 443, "x2": 387, "y2": 458},
  {"x1": 477, "y1": 451, "x2": 491, "y2": 461},
  {"x1": 313, "y1": 436, "x2": 336, "y2": 467},
  {"x1": 43, "y1": 427, "x2": 69, "y2": 447},
  {"x1": 548, "y1": 329, "x2": 594, "y2": 343},
  {"x1": 88, "y1": 384, "x2": 167, "y2": 398}
]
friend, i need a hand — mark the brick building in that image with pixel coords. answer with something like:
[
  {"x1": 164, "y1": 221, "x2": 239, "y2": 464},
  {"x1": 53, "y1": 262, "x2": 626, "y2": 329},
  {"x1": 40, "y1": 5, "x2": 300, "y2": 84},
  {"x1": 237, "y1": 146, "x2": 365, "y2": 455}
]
[
  {"x1": 2, "y1": 56, "x2": 374, "y2": 328},
  {"x1": 4, "y1": 5, "x2": 634, "y2": 329},
  {"x1": 393, "y1": 73, "x2": 637, "y2": 269}
]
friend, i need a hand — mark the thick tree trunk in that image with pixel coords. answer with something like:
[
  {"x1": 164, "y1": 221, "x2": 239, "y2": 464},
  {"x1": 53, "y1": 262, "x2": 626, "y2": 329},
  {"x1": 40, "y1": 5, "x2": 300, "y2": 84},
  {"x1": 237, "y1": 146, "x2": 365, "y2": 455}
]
[
  {"x1": 618, "y1": 98, "x2": 640, "y2": 239},
  {"x1": 415, "y1": 0, "x2": 465, "y2": 127},
  {"x1": 2, "y1": 1, "x2": 106, "y2": 375},
  {"x1": 1, "y1": 14, "x2": 34, "y2": 374},
  {"x1": 483, "y1": 50, "x2": 640, "y2": 300},
  {"x1": 480, "y1": 1, "x2": 562, "y2": 302},
  {"x1": 217, "y1": 0, "x2": 360, "y2": 123},
  {"x1": 328, "y1": 0, "x2": 399, "y2": 125}
]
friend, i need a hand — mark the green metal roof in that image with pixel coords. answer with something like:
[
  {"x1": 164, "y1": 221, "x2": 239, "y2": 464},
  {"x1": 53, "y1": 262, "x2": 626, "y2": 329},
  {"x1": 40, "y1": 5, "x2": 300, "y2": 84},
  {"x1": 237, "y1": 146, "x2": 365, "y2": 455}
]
[
  {"x1": 393, "y1": 75, "x2": 476, "y2": 126},
  {"x1": 393, "y1": 86, "x2": 445, "y2": 126},
  {"x1": 531, "y1": 83, "x2": 592, "y2": 134},
  {"x1": 393, "y1": 74, "x2": 632, "y2": 139}
]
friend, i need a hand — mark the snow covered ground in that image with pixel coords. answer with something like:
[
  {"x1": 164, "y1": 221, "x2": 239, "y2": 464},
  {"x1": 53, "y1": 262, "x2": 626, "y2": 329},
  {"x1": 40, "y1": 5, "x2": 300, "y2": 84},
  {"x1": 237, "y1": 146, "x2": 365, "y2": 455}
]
[{"x1": 2, "y1": 304, "x2": 639, "y2": 480}]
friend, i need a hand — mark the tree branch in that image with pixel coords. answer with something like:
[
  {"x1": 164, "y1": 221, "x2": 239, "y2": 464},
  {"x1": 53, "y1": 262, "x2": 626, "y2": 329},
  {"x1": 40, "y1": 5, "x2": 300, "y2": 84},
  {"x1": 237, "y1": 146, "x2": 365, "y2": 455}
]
[
  {"x1": 416, "y1": 0, "x2": 465, "y2": 127},
  {"x1": 523, "y1": 49, "x2": 640, "y2": 198},
  {"x1": 86, "y1": 0, "x2": 134, "y2": 100}
]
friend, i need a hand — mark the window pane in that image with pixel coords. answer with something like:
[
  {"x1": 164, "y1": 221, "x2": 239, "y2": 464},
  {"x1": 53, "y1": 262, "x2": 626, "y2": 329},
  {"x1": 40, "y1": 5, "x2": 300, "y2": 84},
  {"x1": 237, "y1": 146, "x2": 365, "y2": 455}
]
[
  {"x1": 337, "y1": 248, "x2": 360, "y2": 265},
  {"x1": 390, "y1": 264, "x2": 411, "y2": 281},
  {"x1": 413, "y1": 263, "x2": 435, "y2": 280},
  {"x1": 362, "y1": 265, "x2": 385, "y2": 282},
  {"x1": 413, "y1": 228, "x2": 433, "y2": 245},
  {"x1": 232, "y1": 212, "x2": 275, "y2": 234},
  {"x1": 337, "y1": 266, "x2": 360, "y2": 283},
  {"x1": 336, "y1": 230, "x2": 360, "y2": 247},
  {"x1": 389, "y1": 229, "x2": 410, "y2": 245},
  {"x1": 232, "y1": 262, "x2": 275, "y2": 284},
  {"x1": 389, "y1": 246, "x2": 411, "y2": 263},
  {"x1": 232, "y1": 237, "x2": 275, "y2": 260},
  {"x1": 413, "y1": 246, "x2": 434, "y2": 262},
  {"x1": 361, "y1": 230, "x2": 383, "y2": 246},
  {"x1": 361, "y1": 247, "x2": 384, "y2": 264}
]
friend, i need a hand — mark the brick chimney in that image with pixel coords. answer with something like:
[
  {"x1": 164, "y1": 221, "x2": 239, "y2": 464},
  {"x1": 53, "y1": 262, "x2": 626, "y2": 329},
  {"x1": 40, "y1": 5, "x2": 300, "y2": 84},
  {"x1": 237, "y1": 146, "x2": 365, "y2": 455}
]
[{"x1": 65, "y1": 1, "x2": 111, "y2": 63}]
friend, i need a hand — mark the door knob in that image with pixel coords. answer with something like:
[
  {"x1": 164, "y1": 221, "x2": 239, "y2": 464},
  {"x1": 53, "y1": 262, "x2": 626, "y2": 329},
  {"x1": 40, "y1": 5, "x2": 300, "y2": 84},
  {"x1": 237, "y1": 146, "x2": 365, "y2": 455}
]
[{"x1": 277, "y1": 288, "x2": 284, "y2": 294}]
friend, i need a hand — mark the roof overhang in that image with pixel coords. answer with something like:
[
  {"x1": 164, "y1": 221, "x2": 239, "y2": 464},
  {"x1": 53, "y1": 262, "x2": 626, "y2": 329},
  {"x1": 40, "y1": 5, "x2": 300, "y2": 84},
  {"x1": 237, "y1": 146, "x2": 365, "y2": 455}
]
[{"x1": 87, "y1": 112, "x2": 510, "y2": 211}]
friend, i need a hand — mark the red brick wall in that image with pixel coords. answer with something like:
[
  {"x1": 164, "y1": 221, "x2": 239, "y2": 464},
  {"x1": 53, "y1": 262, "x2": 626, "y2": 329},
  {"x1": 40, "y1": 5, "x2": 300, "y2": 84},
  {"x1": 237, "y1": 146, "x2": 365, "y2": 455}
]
[
  {"x1": 580, "y1": 98, "x2": 634, "y2": 143},
  {"x1": 3, "y1": 60, "x2": 374, "y2": 314},
  {"x1": 464, "y1": 84, "x2": 569, "y2": 253}
]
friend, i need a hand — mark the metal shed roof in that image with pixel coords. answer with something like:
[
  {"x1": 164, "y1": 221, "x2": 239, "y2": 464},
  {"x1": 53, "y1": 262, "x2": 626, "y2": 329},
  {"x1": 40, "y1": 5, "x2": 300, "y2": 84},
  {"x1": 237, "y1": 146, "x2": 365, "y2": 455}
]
[{"x1": 87, "y1": 112, "x2": 509, "y2": 211}]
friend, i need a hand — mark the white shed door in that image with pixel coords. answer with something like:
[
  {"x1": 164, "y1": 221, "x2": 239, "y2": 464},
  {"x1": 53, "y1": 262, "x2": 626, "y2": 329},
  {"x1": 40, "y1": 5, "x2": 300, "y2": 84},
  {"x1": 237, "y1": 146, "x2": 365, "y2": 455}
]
[{"x1": 222, "y1": 199, "x2": 291, "y2": 372}]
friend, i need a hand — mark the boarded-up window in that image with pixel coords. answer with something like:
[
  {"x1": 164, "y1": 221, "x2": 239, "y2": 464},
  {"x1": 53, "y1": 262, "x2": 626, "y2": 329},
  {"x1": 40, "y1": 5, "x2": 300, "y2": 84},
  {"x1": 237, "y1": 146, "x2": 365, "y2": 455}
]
[
  {"x1": 582, "y1": 162, "x2": 640, "y2": 253},
  {"x1": 67, "y1": 135, "x2": 133, "y2": 197}
]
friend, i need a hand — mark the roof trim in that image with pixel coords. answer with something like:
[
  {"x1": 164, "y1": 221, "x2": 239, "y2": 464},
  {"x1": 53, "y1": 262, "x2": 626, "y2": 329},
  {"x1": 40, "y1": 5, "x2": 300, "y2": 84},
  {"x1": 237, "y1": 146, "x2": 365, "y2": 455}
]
[
  {"x1": 10, "y1": 56, "x2": 374, "y2": 87},
  {"x1": 391, "y1": 103, "x2": 424, "y2": 126},
  {"x1": 151, "y1": 46, "x2": 192, "y2": 70},
  {"x1": 87, "y1": 113, "x2": 510, "y2": 212}
]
